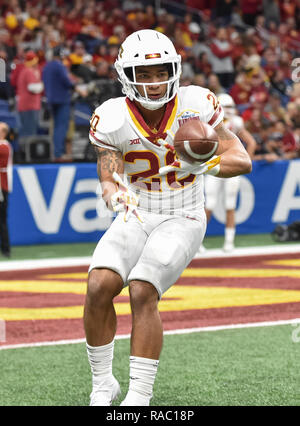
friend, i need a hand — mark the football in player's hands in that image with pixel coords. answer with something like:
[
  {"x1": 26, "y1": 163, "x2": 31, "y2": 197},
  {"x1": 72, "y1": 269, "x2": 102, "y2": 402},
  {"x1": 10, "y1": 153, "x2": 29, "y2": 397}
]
[{"x1": 173, "y1": 120, "x2": 219, "y2": 163}]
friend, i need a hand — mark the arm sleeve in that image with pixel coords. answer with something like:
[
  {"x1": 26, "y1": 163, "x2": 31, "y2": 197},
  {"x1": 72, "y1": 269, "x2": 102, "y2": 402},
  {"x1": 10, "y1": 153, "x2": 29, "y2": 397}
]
[{"x1": 210, "y1": 43, "x2": 233, "y2": 58}]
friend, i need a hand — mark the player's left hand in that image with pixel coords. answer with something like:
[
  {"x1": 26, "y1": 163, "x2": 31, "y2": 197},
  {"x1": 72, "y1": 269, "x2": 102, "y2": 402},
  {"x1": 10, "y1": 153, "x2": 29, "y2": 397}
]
[
  {"x1": 111, "y1": 172, "x2": 144, "y2": 223},
  {"x1": 159, "y1": 155, "x2": 221, "y2": 176},
  {"x1": 157, "y1": 130, "x2": 176, "y2": 153}
]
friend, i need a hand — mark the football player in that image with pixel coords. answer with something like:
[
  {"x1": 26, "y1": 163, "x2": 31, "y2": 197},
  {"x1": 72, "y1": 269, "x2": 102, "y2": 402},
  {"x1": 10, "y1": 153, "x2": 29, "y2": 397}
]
[
  {"x1": 84, "y1": 29, "x2": 252, "y2": 406},
  {"x1": 200, "y1": 93, "x2": 256, "y2": 253}
]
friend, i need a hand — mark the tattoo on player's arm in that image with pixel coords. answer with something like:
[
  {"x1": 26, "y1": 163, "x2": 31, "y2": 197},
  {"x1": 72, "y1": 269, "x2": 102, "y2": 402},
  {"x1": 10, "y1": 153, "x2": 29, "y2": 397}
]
[
  {"x1": 95, "y1": 147, "x2": 124, "y2": 208},
  {"x1": 95, "y1": 147, "x2": 124, "y2": 179},
  {"x1": 214, "y1": 123, "x2": 236, "y2": 141}
]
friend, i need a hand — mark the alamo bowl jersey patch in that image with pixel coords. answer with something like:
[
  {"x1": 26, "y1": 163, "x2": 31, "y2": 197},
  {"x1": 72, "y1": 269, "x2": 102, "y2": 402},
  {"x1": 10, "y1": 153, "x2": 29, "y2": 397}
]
[{"x1": 177, "y1": 110, "x2": 201, "y2": 128}]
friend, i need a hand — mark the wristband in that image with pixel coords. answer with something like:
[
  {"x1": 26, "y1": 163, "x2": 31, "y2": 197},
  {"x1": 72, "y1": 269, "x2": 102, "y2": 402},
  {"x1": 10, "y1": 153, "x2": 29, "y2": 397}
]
[{"x1": 205, "y1": 155, "x2": 221, "y2": 176}]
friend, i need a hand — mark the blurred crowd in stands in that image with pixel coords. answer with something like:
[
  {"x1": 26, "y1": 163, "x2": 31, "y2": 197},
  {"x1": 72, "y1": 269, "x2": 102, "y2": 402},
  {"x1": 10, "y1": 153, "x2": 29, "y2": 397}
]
[{"x1": 0, "y1": 0, "x2": 299, "y2": 162}]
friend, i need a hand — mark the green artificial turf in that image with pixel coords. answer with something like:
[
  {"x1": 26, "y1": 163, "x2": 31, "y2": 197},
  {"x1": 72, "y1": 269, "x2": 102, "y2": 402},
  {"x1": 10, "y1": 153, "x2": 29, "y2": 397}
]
[
  {"x1": 1, "y1": 324, "x2": 299, "y2": 406},
  {"x1": 0, "y1": 242, "x2": 95, "y2": 261}
]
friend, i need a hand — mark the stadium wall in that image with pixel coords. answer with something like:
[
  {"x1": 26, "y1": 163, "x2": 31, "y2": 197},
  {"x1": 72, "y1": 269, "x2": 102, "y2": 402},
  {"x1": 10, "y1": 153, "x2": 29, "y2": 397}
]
[{"x1": 8, "y1": 159, "x2": 300, "y2": 245}]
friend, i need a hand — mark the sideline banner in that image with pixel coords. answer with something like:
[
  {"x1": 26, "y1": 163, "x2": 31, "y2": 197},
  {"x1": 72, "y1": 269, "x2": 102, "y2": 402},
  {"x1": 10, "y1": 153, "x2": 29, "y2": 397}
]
[
  {"x1": 206, "y1": 159, "x2": 300, "y2": 236},
  {"x1": 7, "y1": 160, "x2": 300, "y2": 245},
  {"x1": 9, "y1": 163, "x2": 112, "y2": 245}
]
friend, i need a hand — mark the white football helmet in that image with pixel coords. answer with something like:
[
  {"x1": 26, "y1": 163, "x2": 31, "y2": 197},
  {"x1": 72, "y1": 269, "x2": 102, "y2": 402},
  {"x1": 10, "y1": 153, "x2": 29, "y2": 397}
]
[
  {"x1": 218, "y1": 93, "x2": 236, "y2": 118},
  {"x1": 115, "y1": 29, "x2": 181, "y2": 110}
]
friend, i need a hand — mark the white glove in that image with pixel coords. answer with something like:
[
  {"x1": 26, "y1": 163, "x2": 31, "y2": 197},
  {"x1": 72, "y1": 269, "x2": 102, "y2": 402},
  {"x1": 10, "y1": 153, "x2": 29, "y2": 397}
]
[
  {"x1": 159, "y1": 155, "x2": 221, "y2": 176},
  {"x1": 111, "y1": 172, "x2": 144, "y2": 222}
]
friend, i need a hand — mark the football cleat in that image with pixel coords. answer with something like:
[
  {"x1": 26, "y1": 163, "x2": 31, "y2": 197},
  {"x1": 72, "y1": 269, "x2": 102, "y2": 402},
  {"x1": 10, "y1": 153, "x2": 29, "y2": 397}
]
[
  {"x1": 89, "y1": 376, "x2": 121, "y2": 406},
  {"x1": 120, "y1": 390, "x2": 151, "y2": 406}
]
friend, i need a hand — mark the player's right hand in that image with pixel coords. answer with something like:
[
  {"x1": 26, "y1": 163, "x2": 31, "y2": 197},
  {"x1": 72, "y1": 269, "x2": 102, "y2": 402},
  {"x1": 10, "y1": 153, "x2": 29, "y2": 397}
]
[{"x1": 111, "y1": 172, "x2": 144, "y2": 223}]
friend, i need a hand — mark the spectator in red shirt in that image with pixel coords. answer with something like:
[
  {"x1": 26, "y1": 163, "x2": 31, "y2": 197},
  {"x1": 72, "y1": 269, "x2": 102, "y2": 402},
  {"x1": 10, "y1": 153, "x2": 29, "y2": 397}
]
[
  {"x1": 230, "y1": 32, "x2": 246, "y2": 67},
  {"x1": 195, "y1": 51, "x2": 212, "y2": 77},
  {"x1": 240, "y1": 0, "x2": 262, "y2": 26},
  {"x1": 208, "y1": 27, "x2": 235, "y2": 89},
  {"x1": 262, "y1": 47, "x2": 280, "y2": 80},
  {"x1": 17, "y1": 50, "x2": 44, "y2": 139},
  {"x1": 9, "y1": 48, "x2": 26, "y2": 95},
  {"x1": 63, "y1": 10, "x2": 82, "y2": 40},
  {"x1": 0, "y1": 122, "x2": 13, "y2": 258},
  {"x1": 241, "y1": 68, "x2": 270, "y2": 122},
  {"x1": 186, "y1": 0, "x2": 212, "y2": 9},
  {"x1": 282, "y1": 129, "x2": 300, "y2": 158},
  {"x1": 280, "y1": 0, "x2": 296, "y2": 21},
  {"x1": 229, "y1": 72, "x2": 252, "y2": 107}
]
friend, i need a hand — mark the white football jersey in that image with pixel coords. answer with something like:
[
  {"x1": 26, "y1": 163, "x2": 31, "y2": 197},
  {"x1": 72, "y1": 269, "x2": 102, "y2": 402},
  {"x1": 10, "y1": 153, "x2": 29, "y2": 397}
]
[{"x1": 89, "y1": 85, "x2": 224, "y2": 219}]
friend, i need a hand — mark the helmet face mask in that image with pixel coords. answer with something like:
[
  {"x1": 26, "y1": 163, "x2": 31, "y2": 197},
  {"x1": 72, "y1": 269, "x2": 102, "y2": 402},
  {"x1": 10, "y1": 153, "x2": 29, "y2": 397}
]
[{"x1": 115, "y1": 30, "x2": 182, "y2": 110}]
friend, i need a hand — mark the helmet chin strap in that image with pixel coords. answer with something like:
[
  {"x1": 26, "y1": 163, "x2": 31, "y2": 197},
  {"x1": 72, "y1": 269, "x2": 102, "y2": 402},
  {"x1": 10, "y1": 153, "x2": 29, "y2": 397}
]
[{"x1": 139, "y1": 99, "x2": 166, "y2": 111}]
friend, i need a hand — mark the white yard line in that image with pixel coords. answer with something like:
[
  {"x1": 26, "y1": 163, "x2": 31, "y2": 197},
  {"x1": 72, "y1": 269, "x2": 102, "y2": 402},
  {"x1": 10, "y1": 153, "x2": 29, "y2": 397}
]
[
  {"x1": 0, "y1": 243, "x2": 300, "y2": 271},
  {"x1": 193, "y1": 243, "x2": 300, "y2": 258},
  {"x1": 1, "y1": 318, "x2": 299, "y2": 351},
  {"x1": 0, "y1": 256, "x2": 92, "y2": 271}
]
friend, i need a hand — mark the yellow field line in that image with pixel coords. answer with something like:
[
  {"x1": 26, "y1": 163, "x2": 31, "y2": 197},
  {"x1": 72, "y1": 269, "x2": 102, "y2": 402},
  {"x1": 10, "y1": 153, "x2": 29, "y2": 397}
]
[
  {"x1": 263, "y1": 260, "x2": 300, "y2": 267},
  {"x1": 41, "y1": 267, "x2": 300, "y2": 280},
  {"x1": 1, "y1": 286, "x2": 300, "y2": 321},
  {"x1": 181, "y1": 268, "x2": 300, "y2": 278}
]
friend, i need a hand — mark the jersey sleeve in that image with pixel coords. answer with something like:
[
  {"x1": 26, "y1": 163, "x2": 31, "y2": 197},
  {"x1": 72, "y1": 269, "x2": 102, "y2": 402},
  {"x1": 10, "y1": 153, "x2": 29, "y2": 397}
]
[
  {"x1": 89, "y1": 99, "x2": 124, "y2": 151},
  {"x1": 89, "y1": 125, "x2": 119, "y2": 151},
  {"x1": 200, "y1": 89, "x2": 224, "y2": 128},
  {"x1": 180, "y1": 86, "x2": 224, "y2": 128}
]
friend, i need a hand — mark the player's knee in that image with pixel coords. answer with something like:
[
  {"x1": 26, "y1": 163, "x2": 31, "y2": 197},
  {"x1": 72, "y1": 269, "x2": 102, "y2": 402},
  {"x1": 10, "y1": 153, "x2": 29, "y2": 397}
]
[
  {"x1": 87, "y1": 269, "x2": 123, "y2": 306},
  {"x1": 129, "y1": 281, "x2": 159, "y2": 313}
]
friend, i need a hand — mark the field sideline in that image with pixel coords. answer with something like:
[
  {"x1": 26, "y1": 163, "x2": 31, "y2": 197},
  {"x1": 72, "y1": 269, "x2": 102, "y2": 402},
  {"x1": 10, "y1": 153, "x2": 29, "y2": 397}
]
[{"x1": 1, "y1": 237, "x2": 300, "y2": 271}]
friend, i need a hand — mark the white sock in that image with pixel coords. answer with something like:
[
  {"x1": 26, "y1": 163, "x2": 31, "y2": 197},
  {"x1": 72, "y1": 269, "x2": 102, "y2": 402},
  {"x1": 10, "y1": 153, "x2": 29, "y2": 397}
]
[
  {"x1": 86, "y1": 340, "x2": 115, "y2": 386},
  {"x1": 123, "y1": 356, "x2": 159, "y2": 405},
  {"x1": 225, "y1": 227, "x2": 235, "y2": 244}
]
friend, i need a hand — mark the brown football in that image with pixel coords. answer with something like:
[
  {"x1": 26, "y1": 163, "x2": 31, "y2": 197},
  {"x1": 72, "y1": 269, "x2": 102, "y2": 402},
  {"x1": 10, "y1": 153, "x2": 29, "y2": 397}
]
[{"x1": 173, "y1": 120, "x2": 219, "y2": 163}]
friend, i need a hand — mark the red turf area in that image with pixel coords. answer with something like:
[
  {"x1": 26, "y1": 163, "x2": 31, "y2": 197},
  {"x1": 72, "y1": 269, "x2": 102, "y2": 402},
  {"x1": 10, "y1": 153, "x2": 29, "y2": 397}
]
[{"x1": 1, "y1": 252, "x2": 300, "y2": 347}]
